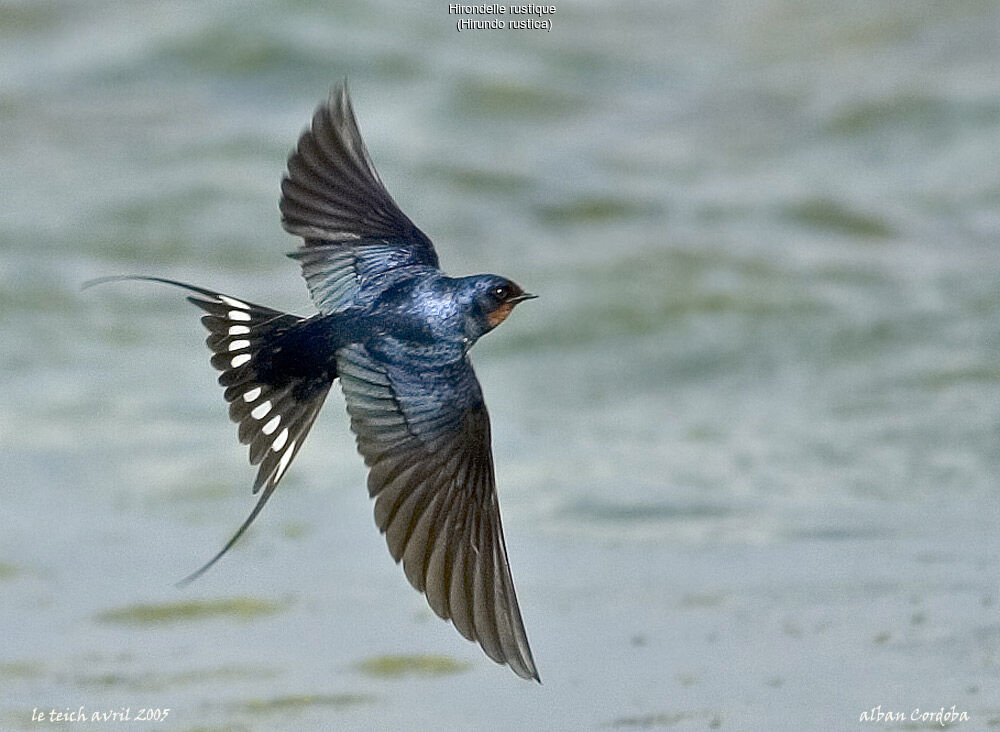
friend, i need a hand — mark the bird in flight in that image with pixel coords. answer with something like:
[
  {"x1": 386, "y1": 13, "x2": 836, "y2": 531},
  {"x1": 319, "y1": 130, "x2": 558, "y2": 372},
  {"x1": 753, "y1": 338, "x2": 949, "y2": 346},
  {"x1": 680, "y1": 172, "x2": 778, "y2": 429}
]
[{"x1": 88, "y1": 83, "x2": 539, "y2": 681}]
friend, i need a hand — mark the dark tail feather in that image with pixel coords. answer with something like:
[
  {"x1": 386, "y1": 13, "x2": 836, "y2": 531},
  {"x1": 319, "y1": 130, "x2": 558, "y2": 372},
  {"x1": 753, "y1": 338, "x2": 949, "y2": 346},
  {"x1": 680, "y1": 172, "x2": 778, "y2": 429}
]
[
  {"x1": 176, "y1": 482, "x2": 279, "y2": 587},
  {"x1": 85, "y1": 275, "x2": 335, "y2": 583},
  {"x1": 177, "y1": 379, "x2": 330, "y2": 585}
]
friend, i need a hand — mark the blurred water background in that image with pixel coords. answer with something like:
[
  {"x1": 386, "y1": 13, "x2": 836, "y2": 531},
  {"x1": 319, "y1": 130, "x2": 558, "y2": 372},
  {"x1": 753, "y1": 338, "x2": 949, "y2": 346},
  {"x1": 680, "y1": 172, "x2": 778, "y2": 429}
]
[{"x1": 2, "y1": 1, "x2": 999, "y2": 729}]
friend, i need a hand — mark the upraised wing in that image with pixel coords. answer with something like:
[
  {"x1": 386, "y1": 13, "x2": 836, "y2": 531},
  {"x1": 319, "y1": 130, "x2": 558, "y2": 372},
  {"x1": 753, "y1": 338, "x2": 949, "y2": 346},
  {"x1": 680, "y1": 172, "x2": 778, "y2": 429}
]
[
  {"x1": 281, "y1": 83, "x2": 439, "y2": 314},
  {"x1": 336, "y1": 343, "x2": 539, "y2": 681}
]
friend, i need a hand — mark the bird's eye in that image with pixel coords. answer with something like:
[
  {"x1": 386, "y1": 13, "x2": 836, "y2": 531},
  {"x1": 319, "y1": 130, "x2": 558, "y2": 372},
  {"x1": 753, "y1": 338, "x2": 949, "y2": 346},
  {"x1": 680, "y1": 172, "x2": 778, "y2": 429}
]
[{"x1": 493, "y1": 285, "x2": 510, "y2": 300}]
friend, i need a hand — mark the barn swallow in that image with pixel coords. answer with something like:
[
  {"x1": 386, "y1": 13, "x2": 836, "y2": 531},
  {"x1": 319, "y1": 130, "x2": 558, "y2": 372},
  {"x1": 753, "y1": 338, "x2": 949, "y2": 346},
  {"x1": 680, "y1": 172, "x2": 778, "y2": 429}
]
[{"x1": 87, "y1": 83, "x2": 539, "y2": 681}]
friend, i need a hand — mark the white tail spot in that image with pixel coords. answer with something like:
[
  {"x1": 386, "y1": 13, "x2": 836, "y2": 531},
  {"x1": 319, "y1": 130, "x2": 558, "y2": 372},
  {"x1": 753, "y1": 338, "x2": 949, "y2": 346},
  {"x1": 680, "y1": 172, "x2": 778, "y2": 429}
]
[
  {"x1": 262, "y1": 415, "x2": 281, "y2": 435},
  {"x1": 228, "y1": 339, "x2": 251, "y2": 352},
  {"x1": 228, "y1": 325, "x2": 250, "y2": 336},
  {"x1": 229, "y1": 310, "x2": 251, "y2": 322},
  {"x1": 274, "y1": 440, "x2": 297, "y2": 481},
  {"x1": 271, "y1": 427, "x2": 289, "y2": 451},
  {"x1": 242, "y1": 387, "x2": 262, "y2": 403},
  {"x1": 231, "y1": 354, "x2": 251, "y2": 368},
  {"x1": 220, "y1": 295, "x2": 250, "y2": 309},
  {"x1": 251, "y1": 401, "x2": 272, "y2": 419}
]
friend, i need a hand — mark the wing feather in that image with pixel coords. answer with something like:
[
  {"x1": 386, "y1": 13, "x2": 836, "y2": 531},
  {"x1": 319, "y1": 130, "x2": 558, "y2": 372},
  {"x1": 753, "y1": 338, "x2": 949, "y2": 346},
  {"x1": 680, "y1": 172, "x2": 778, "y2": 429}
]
[{"x1": 448, "y1": 508, "x2": 476, "y2": 642}]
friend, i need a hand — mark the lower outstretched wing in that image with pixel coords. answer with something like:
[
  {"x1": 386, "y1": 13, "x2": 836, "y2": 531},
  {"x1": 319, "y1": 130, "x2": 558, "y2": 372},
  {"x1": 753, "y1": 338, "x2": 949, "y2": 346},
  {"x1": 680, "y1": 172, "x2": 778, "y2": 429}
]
[{"x1": 336, "y1": 343, "x2": 538, "y2": 681}]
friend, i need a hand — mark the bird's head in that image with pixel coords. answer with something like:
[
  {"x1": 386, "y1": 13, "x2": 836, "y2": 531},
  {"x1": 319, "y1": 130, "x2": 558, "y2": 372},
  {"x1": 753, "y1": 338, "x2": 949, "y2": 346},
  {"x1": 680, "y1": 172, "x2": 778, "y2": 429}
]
[{"x1": 458, "y1": 275, "x2": 536, "y2": 344}]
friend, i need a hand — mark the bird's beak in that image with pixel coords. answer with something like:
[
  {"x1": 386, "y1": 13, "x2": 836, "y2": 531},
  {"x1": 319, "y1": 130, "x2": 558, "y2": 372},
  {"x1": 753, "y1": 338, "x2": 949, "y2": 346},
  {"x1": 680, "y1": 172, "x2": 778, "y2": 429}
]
[{"x1": 510, "y1": 293, "x2": 538, "y2": 304}]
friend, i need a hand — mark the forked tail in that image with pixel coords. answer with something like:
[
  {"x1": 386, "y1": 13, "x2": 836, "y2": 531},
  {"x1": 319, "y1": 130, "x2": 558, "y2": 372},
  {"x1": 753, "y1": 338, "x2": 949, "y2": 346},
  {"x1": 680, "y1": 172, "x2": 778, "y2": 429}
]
[{"x1": 84, "y1": 275, "x2": 336, "y2": 584}]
